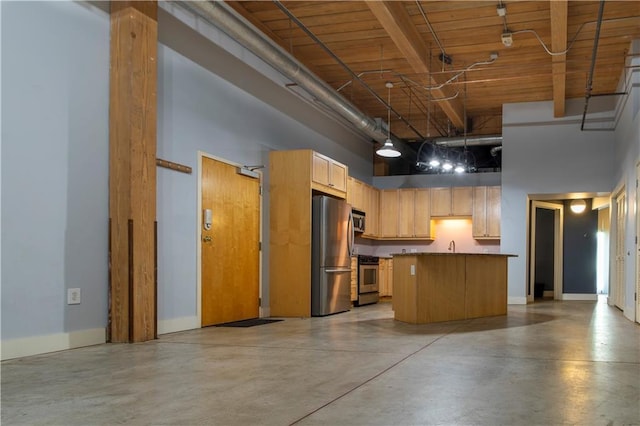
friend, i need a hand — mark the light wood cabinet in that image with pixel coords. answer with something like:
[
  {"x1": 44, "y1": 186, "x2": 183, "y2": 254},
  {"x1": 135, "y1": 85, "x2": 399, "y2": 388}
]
[
  {"x1": 350, "y1": 256, "x2": 358, "y2": 302},
  {"x1": 348, "y1": 177, "x2": 380, "y2": 238},
  {"x1": 430, "y1": 187, "x2": 473, "y2": 217},
  {"x1": 393, "y1": 254, "x2": 510, "y2": 324},
  {"x1": 269, "y1": 150, "x2": 348, "y2": 317},
  {"x1": 312, "y1": 152, "x2": 347, "y2": 196},
  {"x1": 363, "y1": 184, "x2": 379, "y2": 238},
  {"x1": 379, "y1": 258, "x2": 394, "y2": 297},
  {"x1": 473, "y1": 186, "x2": 501, "y2": 239},
  {"x1": 347, "y1": 177, "x2": 364, "y2": 210},
  {"x1": 378, "y1": 189, "x2": 433, "y2": 239},
  {"x1": 379, "y1": 190, "x2": 399, "y2": 237}
]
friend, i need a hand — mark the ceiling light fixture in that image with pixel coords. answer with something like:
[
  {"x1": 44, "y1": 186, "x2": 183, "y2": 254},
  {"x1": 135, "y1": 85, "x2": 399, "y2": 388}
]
[
  {"x1": 570, "y1": 199, "x2": 587, "y2": 214},
  {"x1": 376, "y1": 82, "x2": 401, "y2": 158},
  {"x1": 501, "y1": 32, "x2": 513, "y2": 47}
]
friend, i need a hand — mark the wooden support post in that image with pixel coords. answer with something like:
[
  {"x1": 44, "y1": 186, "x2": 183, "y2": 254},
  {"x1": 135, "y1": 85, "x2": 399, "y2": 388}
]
[{"x1": 109, "y1": 1, "x2": 157, "y2": 343}]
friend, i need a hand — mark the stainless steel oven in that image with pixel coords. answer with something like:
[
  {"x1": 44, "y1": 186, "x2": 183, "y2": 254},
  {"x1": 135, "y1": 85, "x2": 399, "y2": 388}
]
[{"x1": 356, "y1": 255, "x2": 379, "y2": 306}]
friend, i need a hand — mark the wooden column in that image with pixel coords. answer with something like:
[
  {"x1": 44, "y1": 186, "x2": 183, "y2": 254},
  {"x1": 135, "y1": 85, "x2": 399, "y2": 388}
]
[{"x1": 109, "y1": 1, "x2": 157, "y2": 342}]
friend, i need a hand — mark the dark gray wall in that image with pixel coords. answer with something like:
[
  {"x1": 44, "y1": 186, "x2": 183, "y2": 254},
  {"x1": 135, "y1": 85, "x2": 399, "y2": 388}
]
[
  {"x1": 563, "y1": 199, "x2": 598, "y2": 294},
  {"x1": 535, "y1": 208, "x2": 555, "y2": 293}
]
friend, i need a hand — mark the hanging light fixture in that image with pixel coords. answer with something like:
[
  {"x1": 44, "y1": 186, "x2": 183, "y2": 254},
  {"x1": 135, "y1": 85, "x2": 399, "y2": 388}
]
[{"x1": 376, "y1": 82, "x2": 401, "y2": 158}]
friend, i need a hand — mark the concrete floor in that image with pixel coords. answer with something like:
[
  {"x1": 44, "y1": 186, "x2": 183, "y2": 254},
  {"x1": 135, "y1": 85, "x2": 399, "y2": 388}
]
[{"x1": 2, "y1": 298, "x2": 639, "y2": 425}]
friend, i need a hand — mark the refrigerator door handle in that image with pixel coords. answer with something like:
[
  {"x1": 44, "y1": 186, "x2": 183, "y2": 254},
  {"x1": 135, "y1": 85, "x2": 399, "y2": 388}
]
[{"x1": 325, "y1": 268, "x2": 352, "y2": 273}]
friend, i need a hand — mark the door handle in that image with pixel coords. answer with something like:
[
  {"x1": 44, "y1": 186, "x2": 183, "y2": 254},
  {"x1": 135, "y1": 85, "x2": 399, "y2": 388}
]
[
  {"x1": 326, "y1": 269, "x2": 351, "y2": 273},
  {"x1": 203, "y1": 236, "x2": 212, "y2": 242}
]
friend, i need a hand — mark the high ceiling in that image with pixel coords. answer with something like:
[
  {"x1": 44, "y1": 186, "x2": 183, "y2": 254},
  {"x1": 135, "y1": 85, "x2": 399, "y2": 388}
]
[{"x1": 228, "y1": 0, "x2": 639, "y2": 146}]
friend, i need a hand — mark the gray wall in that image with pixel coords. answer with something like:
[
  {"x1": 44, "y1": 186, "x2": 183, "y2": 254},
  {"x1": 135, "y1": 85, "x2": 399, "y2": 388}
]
[
  {"x1": 501, "y1": 99, "x2": 616, "y2": 302},
  {"x1": 562, "y1": 199, "x2": 597, "y2": 294},
  {"x1": 1, "y1": 1, "x2": 110, "y2": 339},
  {"x1": 373, "y1": 172, "x2": 501, "y2": 189}
]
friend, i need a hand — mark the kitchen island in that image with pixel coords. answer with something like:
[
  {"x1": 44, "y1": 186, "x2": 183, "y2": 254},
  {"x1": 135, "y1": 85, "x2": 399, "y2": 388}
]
[{"x1": 392, "y1": 253, "x2": 515, "y2": 324}]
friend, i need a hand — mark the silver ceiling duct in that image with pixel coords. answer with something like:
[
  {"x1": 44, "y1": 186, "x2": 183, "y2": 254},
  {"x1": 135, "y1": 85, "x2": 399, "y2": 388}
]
[
  {"x1": 434, "y1": 135, "x2": 502, "y2": 147},
  {"x1": 180, "y1": 1, "x2": 394, "y2": 145}
]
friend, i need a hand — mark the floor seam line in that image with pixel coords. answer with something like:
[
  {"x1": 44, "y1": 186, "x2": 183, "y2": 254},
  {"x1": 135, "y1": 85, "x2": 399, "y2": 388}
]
[{"x1": 288, "y1": 321, "x2": 470, "y2": 425}]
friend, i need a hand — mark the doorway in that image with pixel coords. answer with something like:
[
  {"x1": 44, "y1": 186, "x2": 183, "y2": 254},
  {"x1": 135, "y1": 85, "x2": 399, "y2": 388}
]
[
  {"x1": 199, "y1": 154, "x2": 261, "y2": 326},
  {"x1": 529, "y1": 201, "x2": 564, "y2": 302},
  {"x1": 612, "y1": 189, "x2": 626, "y2": 311}
]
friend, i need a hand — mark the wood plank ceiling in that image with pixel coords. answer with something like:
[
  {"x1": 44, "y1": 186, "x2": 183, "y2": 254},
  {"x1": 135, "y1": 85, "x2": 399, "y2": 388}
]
[{"x1": 228, "y1": 1, "x2": 639, "y2": 144}]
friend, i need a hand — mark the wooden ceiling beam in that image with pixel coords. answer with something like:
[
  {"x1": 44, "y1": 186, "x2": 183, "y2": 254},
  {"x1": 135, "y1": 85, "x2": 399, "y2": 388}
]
[
  {"x1": 366, "y1": 1, "x2": 466, "y2": 130},
  {"x1": 550, "y1": 0, "x2": 568, "y2": 117}
]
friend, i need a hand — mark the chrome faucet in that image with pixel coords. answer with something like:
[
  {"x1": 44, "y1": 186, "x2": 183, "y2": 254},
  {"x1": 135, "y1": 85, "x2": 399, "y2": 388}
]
[{"x1": 448, "y1": 240, "x2": 456, "y2": 253}]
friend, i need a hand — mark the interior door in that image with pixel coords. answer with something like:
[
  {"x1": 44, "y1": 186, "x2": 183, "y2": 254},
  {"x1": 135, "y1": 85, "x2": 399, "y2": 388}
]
[
  {"x1": 637, "y1": 163, "x2": 640, "y2": 322},
  {"x1": 614, "y1": 191, "x2": 626, "y2": 310},
  {"x1": 201, "y1": 156, "x2": 260, "y2": 326}
]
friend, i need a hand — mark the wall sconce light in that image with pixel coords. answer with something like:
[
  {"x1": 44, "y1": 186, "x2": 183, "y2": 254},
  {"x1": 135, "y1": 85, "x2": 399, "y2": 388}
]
[{"x1": 570, "y1": 199, "x2": 587, "y2": 214}]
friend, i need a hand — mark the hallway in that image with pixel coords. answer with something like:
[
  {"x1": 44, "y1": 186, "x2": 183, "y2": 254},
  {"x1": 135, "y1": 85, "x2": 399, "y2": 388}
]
[{"x1": 2, "y1": 299, "x2": 639, "y2": 425}]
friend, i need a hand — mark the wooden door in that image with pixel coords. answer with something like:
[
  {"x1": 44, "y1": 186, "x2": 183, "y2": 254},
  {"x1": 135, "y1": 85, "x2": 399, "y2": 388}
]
[
  {"x1": 414, "y1": 189, "x2": 431, "y2": 238},
  {"x1": 379, "y1": 190, "x2": 399, "y2": 237},
  {"x1": 452, "y1": 187, "x2": 473, "y2": 216},
  {"x1": 397, "y1": 189, "x2": 415, "y2": 237},
  {"x1": 201, "y1": 157, "x2": 260, "y2": 326},
  {"x1": 614, "y1": 191, "x2": 626, "y2": 310},
  {"x1": 431, "y1": 187, "x2": 451, "y2": 216},
  {"x1": 637, "y1": 163, "x2": 640, "y2": 322},
  {"x1": 472, "y1": 186, "x2": 488, "y2": 237},
  {"x1": 486, "y1": 186, "x2": 501, "y2": 237}
]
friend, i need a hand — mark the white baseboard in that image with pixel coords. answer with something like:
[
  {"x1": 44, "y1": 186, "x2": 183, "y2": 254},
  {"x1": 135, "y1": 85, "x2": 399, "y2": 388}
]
[
  {"x1": 562, "y1": 293, "x2": 598, "y2": 301},
  {"x1": 1, "y1": 328, "x2": 106, "y2": 361},
  {"x1": 157, "y1": 316, "x2": 200, "y2": 335},
  {"x1": 508, "y1": 296, "x2": 527, "y2": 305}
]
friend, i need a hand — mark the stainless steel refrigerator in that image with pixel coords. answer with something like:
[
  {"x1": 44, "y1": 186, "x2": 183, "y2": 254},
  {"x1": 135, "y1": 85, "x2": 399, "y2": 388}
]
[{"x1": 311, "y1": 195, "x2": 354, "y2": 316}]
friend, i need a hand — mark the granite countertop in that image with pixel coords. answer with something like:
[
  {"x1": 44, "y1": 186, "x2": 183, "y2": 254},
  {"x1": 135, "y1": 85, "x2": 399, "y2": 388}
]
[{"x1": 392, "y1": 252, "x2": 517, "y2": 257}]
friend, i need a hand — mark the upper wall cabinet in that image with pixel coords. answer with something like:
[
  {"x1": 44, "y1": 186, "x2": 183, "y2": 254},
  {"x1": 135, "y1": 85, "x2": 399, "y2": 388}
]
[
  {"x1": 347, "y1": 177, "x2": 364, "y2": 210},
  {"x1": 348, "y1": 177, "x2": 380, "y2": 238},
  {"x1": 312, "y1": 152, "x2": 347, "y2": 196},
  {"x1": 379, "y1": 188, "x2": 433, "y2": 240},
  {"x1": 473, "y1": 186, "x2": 501, "y2": 239},
  {"x1": 430, "y1": 187, "x2": 473, "y2": 217},
  {"x1": 362, "y1": 183, "x2": 380, "y2": 238}
]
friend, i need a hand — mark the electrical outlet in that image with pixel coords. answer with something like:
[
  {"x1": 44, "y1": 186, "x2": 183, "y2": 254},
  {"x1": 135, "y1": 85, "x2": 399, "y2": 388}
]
[
  {"x1": 410, "y1": 264, "x2": 416, "y2": 276},
  {"x1": 67, "y1": 288, "x2": 81, "y2": 305}
]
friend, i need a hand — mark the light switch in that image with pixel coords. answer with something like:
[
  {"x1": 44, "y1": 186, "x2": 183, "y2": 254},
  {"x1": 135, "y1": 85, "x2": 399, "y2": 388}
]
[{"x1": 410, "y1": 264, "x2": 415, "y2": 276}]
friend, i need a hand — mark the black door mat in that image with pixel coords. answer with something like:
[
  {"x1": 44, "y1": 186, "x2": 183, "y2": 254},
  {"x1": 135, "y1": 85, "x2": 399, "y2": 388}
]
[{"x1": 215, "y1": 318, "x2": 283, "y2": 328}]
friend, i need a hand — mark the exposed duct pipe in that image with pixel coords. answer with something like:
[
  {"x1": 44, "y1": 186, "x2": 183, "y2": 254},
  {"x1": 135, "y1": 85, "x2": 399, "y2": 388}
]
[
  {"x1": 180, "y1": 1, "x2": 395, "y2": 144},
  {"x1": 434, "y1": 135, "x2": 502, "y2": 147},
  {"x1": 581, "y1": 0, "x2": 606, "y2": 131},
  {"x1": 490, "y1": 146, "x2": 502, "y2": 157}
]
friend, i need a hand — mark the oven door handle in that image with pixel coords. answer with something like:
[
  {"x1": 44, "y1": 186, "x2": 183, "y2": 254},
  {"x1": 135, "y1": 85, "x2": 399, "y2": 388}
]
[{"x1": 325, "y1": 268, "x2": 352, "y2": 273}]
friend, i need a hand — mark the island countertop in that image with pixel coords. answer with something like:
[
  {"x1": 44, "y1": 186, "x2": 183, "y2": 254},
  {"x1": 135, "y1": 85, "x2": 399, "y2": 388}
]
[
  {"x1": 391, "y1": 252, "x2": 517, "y2": 257},
  {"x1": 393, "y1": 253, "x2": 515, "y2": 324}
]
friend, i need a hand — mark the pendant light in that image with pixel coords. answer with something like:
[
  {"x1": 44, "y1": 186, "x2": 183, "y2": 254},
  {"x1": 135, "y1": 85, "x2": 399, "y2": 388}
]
[{"x1": 376, "y1": 82, "x2": 401, "y2": 158}]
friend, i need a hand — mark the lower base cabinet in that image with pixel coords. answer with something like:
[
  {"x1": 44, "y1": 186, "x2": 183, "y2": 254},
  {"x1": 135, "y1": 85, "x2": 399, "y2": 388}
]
[
  {"x1": 350, "y1": 256, "x2": 358, "y2": 302},
  {"x1": 379, "y1": 258, "x2": 393, "y2": 297}
]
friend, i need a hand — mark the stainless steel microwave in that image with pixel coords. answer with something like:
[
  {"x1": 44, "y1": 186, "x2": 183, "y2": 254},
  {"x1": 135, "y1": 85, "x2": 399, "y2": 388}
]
[{"x1": 352, "y1": 209, "x2": 365, "y2": 233}]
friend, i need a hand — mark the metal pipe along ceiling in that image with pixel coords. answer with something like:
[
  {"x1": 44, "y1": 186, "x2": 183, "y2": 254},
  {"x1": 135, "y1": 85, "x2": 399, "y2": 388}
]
[
  {"x1": 434, "y1": 135, "x2": 502, "y2": 147},
  {"x1": 180, "y1": 1, "x2": 390, "y2": 144}
]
